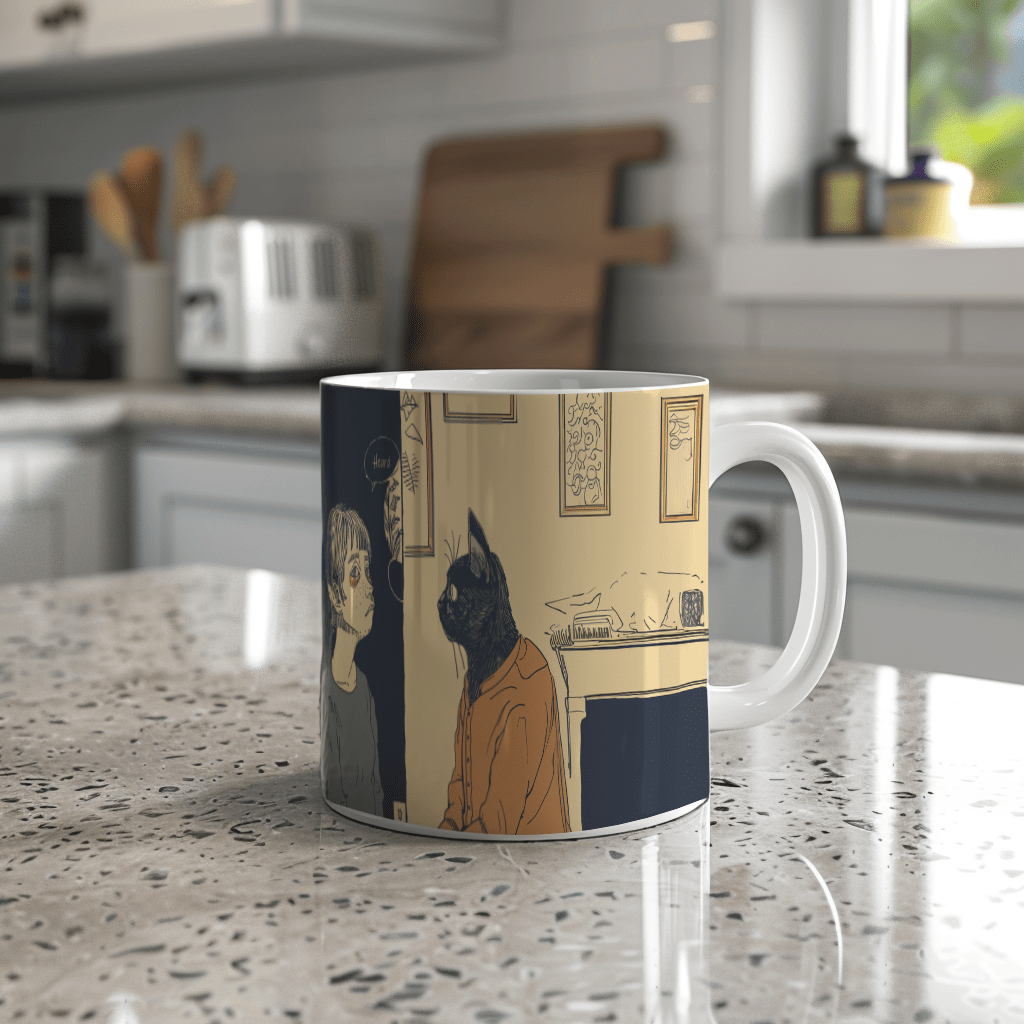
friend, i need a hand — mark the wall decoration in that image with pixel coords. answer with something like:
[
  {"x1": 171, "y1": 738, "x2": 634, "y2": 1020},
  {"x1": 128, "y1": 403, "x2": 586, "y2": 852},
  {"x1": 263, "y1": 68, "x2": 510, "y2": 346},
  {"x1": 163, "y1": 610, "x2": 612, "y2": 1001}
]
[
  {"x1": 401, "y1": 392, "x2": 434, "y2": 556},
  {"x1": 660, "y1": 394, "x2": 703, "y2": 523},
  {"x1": 559, "y1": 392, "x2": 611, "y2": 516},
  {"x1": 442, "y1": 393, "x2": 516, "y2": 423}
]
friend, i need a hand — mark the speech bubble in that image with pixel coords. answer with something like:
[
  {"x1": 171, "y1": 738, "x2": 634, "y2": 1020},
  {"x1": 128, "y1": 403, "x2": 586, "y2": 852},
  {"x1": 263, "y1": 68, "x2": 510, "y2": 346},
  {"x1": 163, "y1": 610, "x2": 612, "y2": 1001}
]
[{"x1": 364, "y1": 436, "x2": 400, "y2": 490}]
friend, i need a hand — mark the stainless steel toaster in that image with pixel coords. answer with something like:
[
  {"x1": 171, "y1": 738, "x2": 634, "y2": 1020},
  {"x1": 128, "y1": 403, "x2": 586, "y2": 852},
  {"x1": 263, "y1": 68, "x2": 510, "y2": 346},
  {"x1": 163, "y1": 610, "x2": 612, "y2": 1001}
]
[{"x1": 177, "y1": 216, "x2": 385, "y2": 380}]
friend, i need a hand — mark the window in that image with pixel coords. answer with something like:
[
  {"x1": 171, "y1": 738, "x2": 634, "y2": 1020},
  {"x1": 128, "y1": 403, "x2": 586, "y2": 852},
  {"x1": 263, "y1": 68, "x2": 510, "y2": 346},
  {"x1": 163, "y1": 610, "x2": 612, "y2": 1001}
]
[
  {"x1": 717, "y1": 0, "x2": 1024, "y2": 302},
  {"x1": 910, "y1": 0, "x2": 1024, "y2": 205}
]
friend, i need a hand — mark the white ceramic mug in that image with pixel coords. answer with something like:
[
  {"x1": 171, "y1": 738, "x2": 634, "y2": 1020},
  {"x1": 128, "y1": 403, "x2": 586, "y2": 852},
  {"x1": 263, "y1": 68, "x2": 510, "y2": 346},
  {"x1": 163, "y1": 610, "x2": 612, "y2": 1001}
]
[{"x1": 319, "y1": 370, "x2": 847, "y2": 839}]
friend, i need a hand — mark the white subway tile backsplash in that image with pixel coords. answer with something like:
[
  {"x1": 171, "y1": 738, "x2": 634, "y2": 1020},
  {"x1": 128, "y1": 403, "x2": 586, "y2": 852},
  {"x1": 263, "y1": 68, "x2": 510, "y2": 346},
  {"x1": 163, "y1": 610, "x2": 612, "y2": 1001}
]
[
  {"x1": 838, "y1": 356, "x2": 1024, "y2": 395},
  {"x1": 961, "y1": 305, "x2": 1024, "y2": 357},
  {"x1": 608, "y1": 284, "x2": 750, "y2": 368},
  {"x1": 675, "y1": 159, "x2": 716, "y2": 225},
  {"x1": 233, "y1": 169, "x2": 416, "y2": 226},
  {"x1": 667, "y1": 34, "x2": 716, "y2": 91},
  {"x1": 0, "y1": 452, "x2": 18, "y2": 506},
  {"x1": 506, "y1": 0, "x2": 588, "y2": 43},
  {"x1": 710, "y1": 349, "x2": 847, "y2": 391},
  {"x1": 677, "y1": 293, "x2": 751, "y2": 351},
  {"x1": 509, "y1": 0, "x2": 712, "y2": 43},
  {"x1": 0, "y1": 0, "x2": 1020, "y2": 390},
  {"x1": 587, "y1": 0, "x2": 713, "y2": 35},
  {"x1": 301, "y1": 64, "x2": 449, "y2": 125},
  {"x1": 617, "y1": 162, "x2": 676, "y2": 227},
  {"x1": 612, "y1": 223, "x2": 716, "y2": 296},
  {"x1": 229, "y1": 124, "x2": 389, "y2": 175},
  {"x1": 460, "y1": 92, "x2": 715, "y2": 159},
  {"x1": 444, "y1": 48, "x2": 572, "y2": 108},
  {"x1": 446, "y1": 35, "x2": 667, "y2": 110},
  {"x1": 565, "y1": 36, "x2": 663, "y2": 98},
  {"x1": 673, "y1": 223, "x2": 717, "y2": 288},
  {"x1": 757, "y1": 304, "x2": 954, "y2": 355}
]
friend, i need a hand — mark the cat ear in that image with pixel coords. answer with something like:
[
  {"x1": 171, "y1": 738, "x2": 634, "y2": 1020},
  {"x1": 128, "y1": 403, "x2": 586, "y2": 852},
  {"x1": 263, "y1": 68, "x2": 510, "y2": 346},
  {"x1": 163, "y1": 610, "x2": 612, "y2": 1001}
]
[{"x1": 468, "y1": 509, "x2": 490, "y2": 580}]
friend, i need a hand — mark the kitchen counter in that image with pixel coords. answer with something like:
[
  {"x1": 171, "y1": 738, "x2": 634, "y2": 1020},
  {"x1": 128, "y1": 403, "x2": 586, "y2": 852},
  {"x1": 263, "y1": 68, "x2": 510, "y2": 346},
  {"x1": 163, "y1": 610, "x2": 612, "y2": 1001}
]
[
  {"x1": 4, "y1": 379, "x2": 1024, "y2": 489},
  {"x1": 0, "y1": 380, "x2": 821, "y2": 443},
  {"x1": 1, "y1": 565, "x2": 1020, "y2": 1022},
  {"x1": 0, "y1": 380, "x2": 322, "y2": 441}
]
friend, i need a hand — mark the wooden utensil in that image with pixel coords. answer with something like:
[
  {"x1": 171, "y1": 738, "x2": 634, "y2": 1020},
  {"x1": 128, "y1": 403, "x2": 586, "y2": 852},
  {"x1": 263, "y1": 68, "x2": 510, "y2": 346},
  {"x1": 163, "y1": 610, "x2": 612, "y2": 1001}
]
[
  {"x1": 205, "y1": 165, "x2": 236, "y2": 217},
  {"x1": 87, "y1": 171, "x2": 138, "y2": 258},
  {"x1": 172, "y1": 129, "x2": 236, "y2": 235},
  {"x1": 119, "y1": 145, "x2": 162, "y2": 261},
  {"x1": 172, "y1": 129, "x2": 205, "y2": 236},
  {"x1": 405, "y1": 123, "x2": 672, "y2": 370}
]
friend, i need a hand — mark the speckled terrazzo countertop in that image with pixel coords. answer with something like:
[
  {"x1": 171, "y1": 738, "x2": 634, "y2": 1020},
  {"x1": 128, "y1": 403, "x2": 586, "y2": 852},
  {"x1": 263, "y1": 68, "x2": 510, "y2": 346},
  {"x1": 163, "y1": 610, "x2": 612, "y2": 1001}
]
[{"x1": 1, "y1": 566, "x2": 1021, "y2": 1023}]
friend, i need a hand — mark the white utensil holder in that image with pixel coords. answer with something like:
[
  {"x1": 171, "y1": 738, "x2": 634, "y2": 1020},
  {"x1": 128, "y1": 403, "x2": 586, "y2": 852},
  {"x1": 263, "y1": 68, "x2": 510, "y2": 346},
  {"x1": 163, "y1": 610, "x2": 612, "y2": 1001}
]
[{"x1": 123, "y1": 260, "x2": 175, "y2": 382}]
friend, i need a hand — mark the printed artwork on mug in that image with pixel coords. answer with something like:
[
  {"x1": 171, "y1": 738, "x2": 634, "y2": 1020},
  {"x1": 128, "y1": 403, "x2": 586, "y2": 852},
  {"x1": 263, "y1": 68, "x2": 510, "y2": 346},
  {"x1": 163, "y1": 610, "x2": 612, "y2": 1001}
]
[
  {"x1": 320, "y1": 384, "x2": 406, "y2": 821},
  {"x1": 442, "y1": 393, "x2": 516, "y2": 423},
  {"x1": 547, "y1": 566, "x2": 709, "y2": 831},
  {"x1": 661, "y1": 394, "x2": 704, "y2": 523},
  {"x1": 321, "y1": 502, "x2": 384, "y2": 815},
  {"x1": 323, "y1": 382, "x2": 710, "y2": 836},
  {"x1": 437, "y1": 510, "x2": 571, "y2": 836},
  {"x1": 400, "y1": 391, "x2": 434, "y2": 559},
  {"x1": 559, "y1": 392, "x2": 611, "y2": 515}
]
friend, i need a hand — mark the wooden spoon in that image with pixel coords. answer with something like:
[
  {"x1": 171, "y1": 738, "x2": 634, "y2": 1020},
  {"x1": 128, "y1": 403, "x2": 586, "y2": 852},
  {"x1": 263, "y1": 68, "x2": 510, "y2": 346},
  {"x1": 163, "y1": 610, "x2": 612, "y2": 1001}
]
[
  {"x1": 172, "y1": 129, "x2": 206, "y2": 236},
  {"x1": 120, "y1": 146, "x2": 162, "y2": 261},
  {"x1": 204, "y1": 164, "x2": 236, "y2": 217},
  {"x1": 87, "y1": 171, "x2": 138, "y2": 258},
  {"x1": 172, "y1": 129, "x2": 237, "y2": 234}
]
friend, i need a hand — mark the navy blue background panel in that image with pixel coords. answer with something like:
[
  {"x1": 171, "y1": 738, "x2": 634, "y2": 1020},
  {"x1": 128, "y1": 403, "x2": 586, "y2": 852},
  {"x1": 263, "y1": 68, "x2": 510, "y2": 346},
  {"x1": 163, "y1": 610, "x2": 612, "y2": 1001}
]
[
  {"x1": 321, "y1": 384, "x2": 405, "y2": 815},
  {"x1": 580, "y1": 687, "x2": 709, "y2": 831}
]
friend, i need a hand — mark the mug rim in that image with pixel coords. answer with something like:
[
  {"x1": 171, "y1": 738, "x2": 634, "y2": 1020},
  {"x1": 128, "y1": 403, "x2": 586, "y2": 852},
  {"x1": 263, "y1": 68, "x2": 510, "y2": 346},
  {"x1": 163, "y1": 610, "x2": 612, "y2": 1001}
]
[{"x1": 321, "y1": 369, "x2": 708, "y2": 395}]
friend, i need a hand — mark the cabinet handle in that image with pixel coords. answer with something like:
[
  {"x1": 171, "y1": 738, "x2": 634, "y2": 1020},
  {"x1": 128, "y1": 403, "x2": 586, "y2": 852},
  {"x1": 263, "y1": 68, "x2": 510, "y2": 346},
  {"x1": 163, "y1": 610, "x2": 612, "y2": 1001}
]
[
  {"x1": 38, "y1": 3, "x2": 85, "y2": 30},
  {"x1": 725, "y1": 515, "x2": 767, "y2": 555}
]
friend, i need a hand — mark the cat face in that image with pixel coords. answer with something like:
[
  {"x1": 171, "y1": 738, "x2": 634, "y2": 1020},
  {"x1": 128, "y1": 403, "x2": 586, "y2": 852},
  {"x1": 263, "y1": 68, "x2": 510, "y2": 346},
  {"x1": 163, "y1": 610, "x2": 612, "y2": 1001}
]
[
  {"x1": 437, "y1": 509, "x2": 496, "y2": 649},
  {"x1": 439, "y1": 557, "x2": 491, "y2": 648},
  {"x1": 438, "y1": 510, "x2": 519, "y2": 691}
]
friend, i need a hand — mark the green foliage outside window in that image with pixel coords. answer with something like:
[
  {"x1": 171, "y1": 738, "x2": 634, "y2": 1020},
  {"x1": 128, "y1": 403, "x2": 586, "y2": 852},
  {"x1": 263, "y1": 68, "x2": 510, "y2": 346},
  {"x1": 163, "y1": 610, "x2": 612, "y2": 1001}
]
[{"x1": 909, "y1": 0, "x2": 1024, "y2": 202}]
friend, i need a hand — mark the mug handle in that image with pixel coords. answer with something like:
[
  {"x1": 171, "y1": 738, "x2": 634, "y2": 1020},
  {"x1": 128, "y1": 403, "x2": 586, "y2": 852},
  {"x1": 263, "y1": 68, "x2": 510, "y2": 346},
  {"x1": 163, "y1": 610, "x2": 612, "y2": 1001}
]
[{"x1": 707, "y1": 422, "x2": 847, "y2": 731}]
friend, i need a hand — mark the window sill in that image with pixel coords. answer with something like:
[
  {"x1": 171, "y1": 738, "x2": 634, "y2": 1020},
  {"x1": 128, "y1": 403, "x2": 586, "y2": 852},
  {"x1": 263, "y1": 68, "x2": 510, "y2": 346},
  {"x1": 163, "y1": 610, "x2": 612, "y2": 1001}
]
[{"x1": 716, "y1": 239, "x2": 1024, "y2": 303}]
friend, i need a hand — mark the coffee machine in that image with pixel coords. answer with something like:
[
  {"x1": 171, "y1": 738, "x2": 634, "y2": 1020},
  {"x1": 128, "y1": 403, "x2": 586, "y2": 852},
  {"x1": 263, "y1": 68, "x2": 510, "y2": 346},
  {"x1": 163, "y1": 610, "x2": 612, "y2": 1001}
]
[{"x1": 0, "y1": 190, "x2": 88, "y2": 377}]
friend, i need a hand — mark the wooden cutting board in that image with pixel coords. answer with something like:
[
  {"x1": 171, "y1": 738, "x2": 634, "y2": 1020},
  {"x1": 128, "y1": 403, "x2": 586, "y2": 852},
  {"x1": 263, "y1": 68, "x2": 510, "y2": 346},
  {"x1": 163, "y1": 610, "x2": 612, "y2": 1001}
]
[{"x1": 404, "y1": 124, "x2": 671, "y2": 370}]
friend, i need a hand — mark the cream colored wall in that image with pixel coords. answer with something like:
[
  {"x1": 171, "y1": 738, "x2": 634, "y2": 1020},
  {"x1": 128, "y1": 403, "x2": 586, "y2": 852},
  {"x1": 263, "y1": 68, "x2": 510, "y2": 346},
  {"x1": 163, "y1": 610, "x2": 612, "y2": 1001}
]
[{"x1": 403, "y1": 384, "x2": 709, "y2": 829}]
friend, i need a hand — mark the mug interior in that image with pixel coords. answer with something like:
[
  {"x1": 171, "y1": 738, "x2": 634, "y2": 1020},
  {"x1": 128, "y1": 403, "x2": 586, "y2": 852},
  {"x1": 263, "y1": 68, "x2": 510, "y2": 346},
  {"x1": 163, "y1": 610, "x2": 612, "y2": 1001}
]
[{"x1": 321, "y1": 369, "x2": 708, "y2": 394}]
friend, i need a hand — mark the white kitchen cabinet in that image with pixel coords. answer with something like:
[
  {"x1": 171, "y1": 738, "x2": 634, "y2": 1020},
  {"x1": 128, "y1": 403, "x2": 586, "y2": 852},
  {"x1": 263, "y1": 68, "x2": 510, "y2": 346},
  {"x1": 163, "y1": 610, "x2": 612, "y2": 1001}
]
[
  {"x1": 0, "y1": 0, "x2": 501, "y2": 100},
  {"x1": 717, "y1": 466, "x2": 1024, "y2": 685},
  {"x1": 0, "y1": 0, "x2": 270, "y2": 70},
  {"x1": 708, "y1": 492, "x2": 785, "y2": 647},
  {"x1": 0, "y1": 436, "x2": 126, "y2": 586},
  {"x1": 0, "y1": 1, "x2": 61, "y2": 67},
  {"x1": 838, "y1": 507, "x2": 1024, "y2": 684},
  {"x1": 133, "y1": 434, "x2": 321, "y2": 580}
]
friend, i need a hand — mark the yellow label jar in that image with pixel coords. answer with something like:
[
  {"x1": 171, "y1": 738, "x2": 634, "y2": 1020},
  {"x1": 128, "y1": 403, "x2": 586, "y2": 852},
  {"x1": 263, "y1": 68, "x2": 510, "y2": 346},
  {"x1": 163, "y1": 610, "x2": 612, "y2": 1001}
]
[{"x1": 884, "y1": 151, "x2": 957, "y2": 241}]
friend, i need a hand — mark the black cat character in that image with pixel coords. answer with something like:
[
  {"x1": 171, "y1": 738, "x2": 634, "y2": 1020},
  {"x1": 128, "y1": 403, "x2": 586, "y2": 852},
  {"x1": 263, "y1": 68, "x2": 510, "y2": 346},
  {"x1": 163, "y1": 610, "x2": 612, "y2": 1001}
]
[{"x1": 437, "y1": 510, "x2": 570, "y2": 836}]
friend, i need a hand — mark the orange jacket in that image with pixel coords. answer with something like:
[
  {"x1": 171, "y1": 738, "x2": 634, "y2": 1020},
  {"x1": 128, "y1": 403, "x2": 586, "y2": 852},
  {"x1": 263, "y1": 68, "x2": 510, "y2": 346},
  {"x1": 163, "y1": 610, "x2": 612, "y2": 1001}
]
[{"x1": 439, "y1": 635, "x2": 570, "y2": 836}]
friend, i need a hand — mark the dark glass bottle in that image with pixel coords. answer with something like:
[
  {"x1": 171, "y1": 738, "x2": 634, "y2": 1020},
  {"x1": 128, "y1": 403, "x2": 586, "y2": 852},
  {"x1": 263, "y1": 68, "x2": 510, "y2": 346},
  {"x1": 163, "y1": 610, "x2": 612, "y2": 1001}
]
[{"x1": 812, "y1": 134, "x2": 885, "y2": 237}]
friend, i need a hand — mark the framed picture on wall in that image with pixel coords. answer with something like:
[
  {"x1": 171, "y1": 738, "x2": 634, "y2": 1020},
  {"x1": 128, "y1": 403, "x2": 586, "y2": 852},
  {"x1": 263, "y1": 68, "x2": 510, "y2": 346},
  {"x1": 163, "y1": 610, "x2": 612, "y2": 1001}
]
[
  {"x1": 660, "y1": 394, "x2": 703, "y2": 523},
  {"x1": 559, "y1": 392, "x2": 611, "y2": 517},
  {"x1": 442, "y1": 394, "x2": 516, "y2": 423}
]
